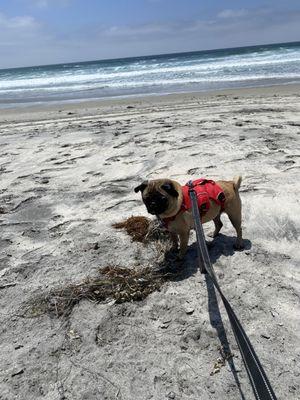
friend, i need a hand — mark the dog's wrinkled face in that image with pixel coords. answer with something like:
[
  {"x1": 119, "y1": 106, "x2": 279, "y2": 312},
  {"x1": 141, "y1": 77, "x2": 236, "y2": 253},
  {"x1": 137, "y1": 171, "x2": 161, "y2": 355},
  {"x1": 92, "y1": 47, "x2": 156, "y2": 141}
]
[{"x1": 134, "y1": 179, "x2": 179, "y2": 215}]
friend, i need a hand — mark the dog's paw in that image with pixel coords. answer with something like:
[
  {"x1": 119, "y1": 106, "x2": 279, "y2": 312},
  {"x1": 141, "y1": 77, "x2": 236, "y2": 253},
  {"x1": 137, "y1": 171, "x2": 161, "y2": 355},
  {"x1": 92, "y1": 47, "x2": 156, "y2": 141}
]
[
  {"x1": 233, "y1": 241, "x2": 245, "y2": 251},
  {"x1": 176, "y1": 252, "x2": 186, "y2": 261}
]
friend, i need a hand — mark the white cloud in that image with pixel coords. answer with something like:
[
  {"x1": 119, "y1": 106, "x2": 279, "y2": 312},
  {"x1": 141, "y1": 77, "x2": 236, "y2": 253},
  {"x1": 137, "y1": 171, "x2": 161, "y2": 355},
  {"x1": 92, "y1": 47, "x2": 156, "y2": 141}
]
[
  {"x1": 0, "y1": 7, "x2": 299, "y2": 69},
  {"x1": 33, "y1": 0, "x2": 48, "y2": 8},
  {"x1": 217, "y1": 9, "x2": 249, "y2": 19},
  {"x1": 30, "y1": 0, "x2": 70, "y2": 8},
  {"x1": 0, "y1": 13, "x2": 39, "y2": 30},
  {"x1": 104, "y1": 23, "x2": 172, "y2": 38}
]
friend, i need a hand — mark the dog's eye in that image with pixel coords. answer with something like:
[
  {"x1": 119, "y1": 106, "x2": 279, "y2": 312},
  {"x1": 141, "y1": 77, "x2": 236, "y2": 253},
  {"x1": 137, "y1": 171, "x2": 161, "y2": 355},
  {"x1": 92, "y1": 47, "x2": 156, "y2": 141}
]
[
  {"x1": 161, "y1": 183, "x2": 171, "y2": 191},
  {"x1": 161, "y1": 183, "x2": 179, "y2": 198}
]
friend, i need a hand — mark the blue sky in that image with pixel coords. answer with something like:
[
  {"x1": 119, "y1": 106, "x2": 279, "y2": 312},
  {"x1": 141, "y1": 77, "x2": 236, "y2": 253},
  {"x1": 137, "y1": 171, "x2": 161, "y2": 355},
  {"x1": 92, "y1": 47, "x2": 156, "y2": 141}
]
[{"x1": 0, "y1": 0, "x2": 299, "y2": 68}]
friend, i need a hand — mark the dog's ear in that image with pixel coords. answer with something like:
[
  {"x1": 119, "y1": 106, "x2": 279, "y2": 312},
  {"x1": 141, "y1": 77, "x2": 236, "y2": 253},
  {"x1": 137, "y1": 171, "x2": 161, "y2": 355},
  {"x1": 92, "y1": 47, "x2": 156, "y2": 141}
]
[
  {"x1": 161, "y1": 182, "x2": 179, "y2": 198},
  {"x1": 134, "y1": 181, "x2": 148, "y2": 193}
]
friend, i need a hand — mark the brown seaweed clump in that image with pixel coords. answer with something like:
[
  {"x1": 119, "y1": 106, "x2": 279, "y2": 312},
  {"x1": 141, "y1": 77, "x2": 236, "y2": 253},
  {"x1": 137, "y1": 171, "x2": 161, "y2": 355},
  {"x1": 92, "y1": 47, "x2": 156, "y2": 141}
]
[
  {"x1": 112, "y1": 216, "x2": 151, "y2": 242},
  {"x1": 113, "y1": 215, "x2": 170, "y2": 243},
  {"x1": 26, "y1": 266, "x2": 169, "y2": 319}
]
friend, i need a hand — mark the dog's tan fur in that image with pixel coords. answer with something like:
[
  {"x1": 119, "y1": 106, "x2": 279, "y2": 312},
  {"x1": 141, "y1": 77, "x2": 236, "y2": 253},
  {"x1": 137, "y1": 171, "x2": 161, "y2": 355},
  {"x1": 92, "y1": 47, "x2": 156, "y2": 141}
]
[{"x1": 138, "y1": 176, "x2": 243, "y2": 258}]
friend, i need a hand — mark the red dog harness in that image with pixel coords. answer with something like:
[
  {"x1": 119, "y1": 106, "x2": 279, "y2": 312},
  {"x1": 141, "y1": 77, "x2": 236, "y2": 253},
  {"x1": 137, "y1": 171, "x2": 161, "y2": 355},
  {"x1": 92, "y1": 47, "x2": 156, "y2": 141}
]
[{"x1": 162, "y1": 178, "x2": 225, "y2": 228}]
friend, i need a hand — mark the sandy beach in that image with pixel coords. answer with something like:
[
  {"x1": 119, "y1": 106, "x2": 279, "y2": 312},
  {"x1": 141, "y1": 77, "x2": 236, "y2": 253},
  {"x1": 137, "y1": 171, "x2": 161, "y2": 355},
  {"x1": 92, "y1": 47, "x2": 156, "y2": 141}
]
[{"x1": 0, "y1": 85, "x2": 299, "y2": 400}]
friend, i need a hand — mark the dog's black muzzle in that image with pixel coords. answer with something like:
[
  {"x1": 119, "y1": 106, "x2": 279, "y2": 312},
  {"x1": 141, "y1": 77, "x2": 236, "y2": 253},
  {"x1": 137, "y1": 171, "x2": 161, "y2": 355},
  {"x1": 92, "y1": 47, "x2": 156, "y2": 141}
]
[{"x1": 145, "y1": 195, "x2": 168, "y2": 215}]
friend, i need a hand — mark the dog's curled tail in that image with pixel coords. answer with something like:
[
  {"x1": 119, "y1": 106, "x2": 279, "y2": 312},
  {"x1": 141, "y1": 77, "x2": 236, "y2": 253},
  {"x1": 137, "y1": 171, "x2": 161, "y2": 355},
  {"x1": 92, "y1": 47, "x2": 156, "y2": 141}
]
[{"x1": 233, "y1": 175, "x2": 242, "y2": 191}]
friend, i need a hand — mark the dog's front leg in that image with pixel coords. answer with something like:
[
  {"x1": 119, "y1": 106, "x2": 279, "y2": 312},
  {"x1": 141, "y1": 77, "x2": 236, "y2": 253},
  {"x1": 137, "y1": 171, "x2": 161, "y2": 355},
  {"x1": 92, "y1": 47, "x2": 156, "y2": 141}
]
[
  {"x1": 178, "y1": 230, "x2": 190, "y2": 259},
  {"x1": 170, "y1": 232, "x2": 179, "y2": 251}
]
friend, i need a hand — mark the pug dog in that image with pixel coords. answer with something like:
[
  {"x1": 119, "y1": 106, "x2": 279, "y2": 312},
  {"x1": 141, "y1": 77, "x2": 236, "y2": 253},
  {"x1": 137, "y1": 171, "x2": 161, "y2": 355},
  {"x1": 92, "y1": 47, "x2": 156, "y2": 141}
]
[{"x1": 134, "y1": 176, "x2": 243, "y2": 259}]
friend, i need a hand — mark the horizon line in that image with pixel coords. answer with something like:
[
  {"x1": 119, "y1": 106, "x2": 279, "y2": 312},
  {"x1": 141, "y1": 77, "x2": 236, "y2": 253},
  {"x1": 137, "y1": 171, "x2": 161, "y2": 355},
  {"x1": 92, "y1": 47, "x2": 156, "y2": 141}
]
[{"x1": 1, "y1": 39, "x2": 299, "y2": 72}]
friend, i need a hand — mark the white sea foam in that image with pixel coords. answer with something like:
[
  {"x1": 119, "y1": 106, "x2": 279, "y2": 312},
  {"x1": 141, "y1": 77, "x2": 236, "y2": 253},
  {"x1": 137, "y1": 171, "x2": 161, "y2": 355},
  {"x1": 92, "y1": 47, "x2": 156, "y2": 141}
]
[
  {"x1": 0, "y1": 43, "x2": 299, "y2": 102},
  {"x1": 1, "y1": 55, "x2": 299, "y2": 90},
  {"x1": 2, "y1": 73, "x2": 299, "y2": 96},
  {"x1": 1, "y1": 61, "x2": 299, "y2": 92}
]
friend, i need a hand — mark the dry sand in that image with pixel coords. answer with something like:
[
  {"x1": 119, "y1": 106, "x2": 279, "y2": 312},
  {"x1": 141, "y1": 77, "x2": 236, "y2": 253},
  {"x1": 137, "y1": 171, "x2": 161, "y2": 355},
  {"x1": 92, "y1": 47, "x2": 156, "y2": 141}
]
[{"x1": 0, "y1": 85, "x2": 300, "y2": 400}]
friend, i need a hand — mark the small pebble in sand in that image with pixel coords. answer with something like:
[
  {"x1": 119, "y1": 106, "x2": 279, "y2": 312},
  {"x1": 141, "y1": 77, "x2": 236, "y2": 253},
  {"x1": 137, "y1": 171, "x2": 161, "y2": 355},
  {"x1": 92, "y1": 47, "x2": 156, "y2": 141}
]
[
  {"x1": 166, "y1": 392, "x2": 176, "y2": 399},
  {"x1": 185, "y1": 307, "x2": 195, "y2": 315},
  {"x1": 11, "y1": 368, "x2": 24, "y2": 377},
  {"x1": 261, "y1": 334, "x2": 271, "y2": 339}
]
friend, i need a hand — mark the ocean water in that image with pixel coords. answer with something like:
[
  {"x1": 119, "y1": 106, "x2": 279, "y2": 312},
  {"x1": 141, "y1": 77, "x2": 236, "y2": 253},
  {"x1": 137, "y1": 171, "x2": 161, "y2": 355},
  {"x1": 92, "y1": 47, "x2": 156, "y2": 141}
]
[{"x1": 0, "y1": 41, "x2": 300, "y2": 108}]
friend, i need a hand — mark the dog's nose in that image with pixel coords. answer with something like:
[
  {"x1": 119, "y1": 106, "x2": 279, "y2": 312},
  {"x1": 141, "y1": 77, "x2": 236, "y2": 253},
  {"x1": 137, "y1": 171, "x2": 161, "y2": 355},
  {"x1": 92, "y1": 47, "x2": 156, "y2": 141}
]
[{"x1": 147, "y1": 202, "x2": 157, "y2": 214}]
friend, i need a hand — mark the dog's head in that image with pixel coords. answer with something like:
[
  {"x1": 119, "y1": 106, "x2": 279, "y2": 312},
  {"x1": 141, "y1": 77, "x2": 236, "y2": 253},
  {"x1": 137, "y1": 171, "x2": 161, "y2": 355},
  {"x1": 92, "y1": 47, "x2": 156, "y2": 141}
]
[{"x1": 134, "y1": 179, "x2": 180, "y2": 216}]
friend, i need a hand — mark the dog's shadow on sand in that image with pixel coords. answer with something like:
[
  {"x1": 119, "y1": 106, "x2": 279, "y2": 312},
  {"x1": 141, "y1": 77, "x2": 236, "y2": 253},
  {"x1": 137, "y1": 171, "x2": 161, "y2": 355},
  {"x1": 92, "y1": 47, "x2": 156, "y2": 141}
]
[
  {"x1": 160, "y1": 233, "x2": 252, "y2": 280},
  {"x1": 158, "y1": 234, "x2": 251, "y2": 400}
]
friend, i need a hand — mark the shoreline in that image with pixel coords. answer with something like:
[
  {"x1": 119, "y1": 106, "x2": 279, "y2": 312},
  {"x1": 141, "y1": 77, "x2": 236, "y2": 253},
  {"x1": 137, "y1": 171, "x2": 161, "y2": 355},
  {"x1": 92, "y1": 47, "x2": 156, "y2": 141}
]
[{"x1": 1, "y1": 82, "x2": 300, "y2": 123}]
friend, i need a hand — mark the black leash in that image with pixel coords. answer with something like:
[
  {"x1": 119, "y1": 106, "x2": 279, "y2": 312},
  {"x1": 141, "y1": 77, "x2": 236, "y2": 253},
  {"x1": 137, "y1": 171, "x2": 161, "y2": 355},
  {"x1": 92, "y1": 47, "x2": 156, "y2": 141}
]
[{"x1": 188, "y1": 182, "x2": 277, "y2": 400}]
